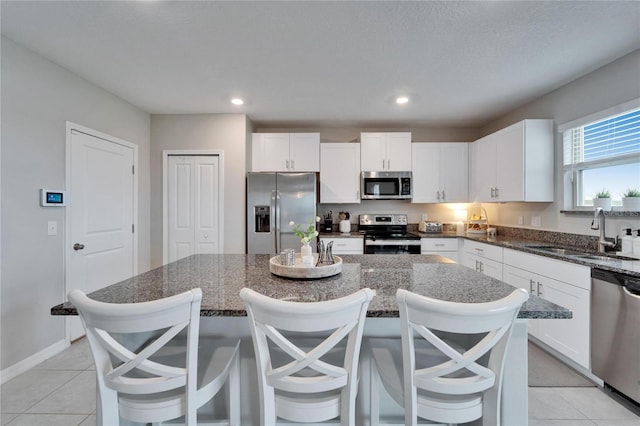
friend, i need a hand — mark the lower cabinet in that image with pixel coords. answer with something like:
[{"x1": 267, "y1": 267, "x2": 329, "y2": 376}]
[
  {"x1": 503, "y1": 249, "x2": 591, "y2": 369},
  {"x1": 319, "y1": 237, "x2": 363, "y2": 255},
  {"x1": 421, "y1": 238, "x2": 459, "y2": 262},
  {"x1": 461, "y1": 240, "x2": 503, "y2": 280}
]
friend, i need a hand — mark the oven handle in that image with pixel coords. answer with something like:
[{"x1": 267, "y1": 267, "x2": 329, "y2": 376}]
[{"x1": 364, "y1": 240, "x2": 421, "y2": 246}]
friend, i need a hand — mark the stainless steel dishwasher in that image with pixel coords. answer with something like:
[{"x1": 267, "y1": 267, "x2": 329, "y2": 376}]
[{"x1": 591, "y1": 268, "x2": 640, "y2": 405}]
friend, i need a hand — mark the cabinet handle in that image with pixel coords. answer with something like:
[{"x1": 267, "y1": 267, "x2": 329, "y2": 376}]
[
  {"x1": 435, "y1": 244, "x2": 445, "y2": 247},
  {"x1": 442, "y1": 190, "x2": 446, "y2": 201},
  {"x1": 436, "y1": 191, "x2": 441, "y2": 201},
  {"x1": 291, "y1": 159, "x2": 295, "y2": 170},
  {"x1": 286, "y1": 159, "x2": 290, "y2": 170},
  {"x1": 382, "y1": 159, "x2": 386, "y2": 170},
  {"x1": 388, "y1": 159, "x2": 391, "y2": 169},
  {"x1": 479, "y1": 261, "x2": 484, "y2": 273},
  {"x1": 474, "y1": 248, "x2": 484, "y2": 254},
  {"x1": 495, "y1": 187, "x2": 499, "y2": 198},
  {"x1": 537, "y1": 281, "x2": 543, "y2": 297},
  {"x1": 490, "y1": 188, "x2": 495, "y2": 199},
  {"x1": 529, "y1": 279, "x2": 536, "y2": 294}
]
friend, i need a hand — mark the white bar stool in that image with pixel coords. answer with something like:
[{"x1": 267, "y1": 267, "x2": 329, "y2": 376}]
[
  {"x1": 369, "y1": 288, "x2": 529, "y2": 426},
  {"x1": 69, "y1": 288, "x2": 240, "y2": 426},
  {"x1": 240, "y1": 287, "x2": 373, "y2": 425}
]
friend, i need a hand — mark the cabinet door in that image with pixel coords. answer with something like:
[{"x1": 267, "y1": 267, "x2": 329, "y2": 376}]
[
  {"x1": 411, "y1": 143, "x2": 440, "y2": 203},
  {"x1": 290, "y1": 133, "x2": 320, "y2": 172},
  {"x1": 256, "y1": 133, "x2": 290, "y2": 171},
  {"x1": 471, "y1": 135, "x2": 497, "y2": 202},
  {"x1": 360, "y1": 133, "x2": 387, "y2": 171},
  {"x1": 537, "y1": 277, "x2": 590, "y2": 369},
  {"x1": 319, "y1": 237, "x2": 363, "y2": 254},
  {"x1": 462, "y1": 252, "x2": 502, "y2": 280},
  {"x1": 440, "y1": 143, "x2": 469, "y2": 202},
  {"x1": 385, "y1": 132, "x2": 412, "y2": 171},
  {"x1": 495, "y1": 122, "x2": 524, "y2": 202},
  {"x1": 503, "y1": 265, "x2": 539, "y2": 337},
  {"x1": 320, "y1": 143, "x2": 361, "y2": 203}
]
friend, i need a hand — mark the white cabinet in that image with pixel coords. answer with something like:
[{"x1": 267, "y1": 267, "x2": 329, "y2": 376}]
[
  {"x1": 320, "y1": 143, "x2": 361, "y2": 203},
  {"x1": 252, "y1": 133, "x2": 320, "y2": 172},
  {"x1": 360, "y1": 132, "x2": 412, "y2": 171},
  {"x1": 461, "y1": 240, "x2": 503, "y2": 280},
  {"x1": 319, "y1": 237, "x2": 363, "y2": 255},
  {"x1": 412, "y1": 143, "x2": 469, "y2": 203},
  {"x1": 470, "y1": 119, "x2": 553, "y2": 202},
  {"x1": 421, "y1": 238, "x2": 459, "y2": 262},
  {"x1": 502, "y1": 249, "x2": 591, "y2": 369}
]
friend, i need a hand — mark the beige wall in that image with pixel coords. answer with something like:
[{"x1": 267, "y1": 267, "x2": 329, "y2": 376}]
[
  {"x1": 150, "y1": 114, "x2": 248, "y2": 267},
  {"x1": 1, "y1": 37, "x2": 151, "y2": 371}
]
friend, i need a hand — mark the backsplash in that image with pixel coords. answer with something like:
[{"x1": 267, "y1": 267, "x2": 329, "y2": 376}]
[{"x1": 494, "y1": 225, "x2": 599, "y2": 251}]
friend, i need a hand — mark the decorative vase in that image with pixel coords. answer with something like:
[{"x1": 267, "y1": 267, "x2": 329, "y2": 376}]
[
  {"x1": 592, "y1": 198, "x2": 612, "y2": 211},
  {"x1": 301, "y1": 241, "x2": 313, "y2": 266},
  {"x1": 622, "y1": 197, "x2": 640, "y2": 211}
]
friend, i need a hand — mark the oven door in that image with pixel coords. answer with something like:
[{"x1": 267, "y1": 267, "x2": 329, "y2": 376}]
[{"x1": 364, "y1": 239, "x2": 421, "y2": 254}]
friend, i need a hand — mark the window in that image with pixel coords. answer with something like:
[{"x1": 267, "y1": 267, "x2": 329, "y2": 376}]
[{"x1": 563, "y1": 105, "x2": 640, "y2": 208}]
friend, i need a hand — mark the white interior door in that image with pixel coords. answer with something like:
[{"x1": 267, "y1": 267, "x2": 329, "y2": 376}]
[
  {"x1": 68, "y1": 128, "x2": 136, "y2": 340},
  {"x1": 167, "y1": 155, "x2": 220, "y2": 263}
]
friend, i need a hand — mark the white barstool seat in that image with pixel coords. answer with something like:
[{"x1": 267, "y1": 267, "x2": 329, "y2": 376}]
[
  {"x1": 69, "y1": 288, "x2": 240, "y2": 426},
  {"x1": 240, "y1": 287, "x2": 373, "y2": 425},
  {"x1": 369, "y1": 288, "x2": 529, "y2": 426}
]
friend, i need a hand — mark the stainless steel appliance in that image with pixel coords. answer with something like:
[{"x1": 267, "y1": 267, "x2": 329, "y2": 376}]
[
  {"x1": 360, "y1": 171, "x2": 412, "y2": 200},
  {"x1": 247, "y1": 172, "x2": 317, "y2": 254},
  {"x1": 359, "y1": 213, "x2": 421, "y2": 254},
  {"x1": 591, "y1": 268, "x2": 640, "y2": 405}
]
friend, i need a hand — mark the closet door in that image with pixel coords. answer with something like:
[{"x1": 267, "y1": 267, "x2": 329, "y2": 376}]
[{"x1": 167, "y1": 155, "x2": 220, "y2": 262}]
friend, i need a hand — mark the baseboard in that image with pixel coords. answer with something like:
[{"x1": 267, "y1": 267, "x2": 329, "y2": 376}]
[{"x1": 0, "y1": 339, "x2": 69, "y2": 385}]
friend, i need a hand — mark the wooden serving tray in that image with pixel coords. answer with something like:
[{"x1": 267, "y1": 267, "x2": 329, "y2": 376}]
[{"x1": 269, "y1": 254, "x2": 343, "y2": 279}]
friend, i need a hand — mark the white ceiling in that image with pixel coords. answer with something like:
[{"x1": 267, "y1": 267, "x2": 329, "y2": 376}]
[{"x1": 2, "y1": 1, "x2": 639, "y2": 127}]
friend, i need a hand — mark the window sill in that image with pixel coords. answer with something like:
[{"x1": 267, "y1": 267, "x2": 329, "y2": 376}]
[{"x1": 560, "y1": 210, "x2": 640, "y2": 216}]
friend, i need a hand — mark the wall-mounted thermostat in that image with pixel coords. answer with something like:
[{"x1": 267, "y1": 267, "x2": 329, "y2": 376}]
[{"x1": 40, "y1": 189, "x2": 66, "y2": 206}]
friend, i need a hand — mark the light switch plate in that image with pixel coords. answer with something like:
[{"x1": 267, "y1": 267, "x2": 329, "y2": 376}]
[
  {"x1": 48, "y1": 221, "x2": 57, "y2": 236},
  {"x1": 517, "y1": 216, "x2": 524, "y2": 225},
  {"x1": 531, "y1": 216, "x2": 541, "y2": 227}
]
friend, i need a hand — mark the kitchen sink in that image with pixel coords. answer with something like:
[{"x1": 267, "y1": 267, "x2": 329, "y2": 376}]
[
  {"x1": 525, "y1": 245, "x2": 637, "y2": 262},
  {"x1": 524, "y1": 245, "x2": 586, "y2": 256}
]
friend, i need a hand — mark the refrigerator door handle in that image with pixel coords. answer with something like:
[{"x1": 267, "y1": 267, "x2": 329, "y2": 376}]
[{"x1": 273, "y1": 190, "x2": 280, "y2": 253}]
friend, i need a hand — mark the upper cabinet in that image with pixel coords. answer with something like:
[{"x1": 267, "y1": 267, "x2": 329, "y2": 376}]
[
  {"x1": 360, "y1": 132, "x2": 412, "y2": 171},
  {"x1": 251, "y1": 133, "x2": 320, "y2": 172},
  {"x1": 320, "y1": 143, "x2": 361, "y2": 203},
  {"x1": 470, "y1": 119, "x2": 554, "y2": 202},
  {"x1": 412, "y1": 142, "x2": 469, "y2": 203}
]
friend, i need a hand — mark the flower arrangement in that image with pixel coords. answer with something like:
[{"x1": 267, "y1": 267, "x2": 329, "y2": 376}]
[{"x1": 289, "y1": 217, "x2": 320, "y2": 243}]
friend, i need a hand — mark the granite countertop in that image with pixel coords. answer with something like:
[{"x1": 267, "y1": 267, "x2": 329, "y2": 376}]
[
  {"x1": 417, "y1": 232, "x2": 640, "y2": 277},
  {"x1": 51, "y1": 254, "x2": 570, "y2": 320}
]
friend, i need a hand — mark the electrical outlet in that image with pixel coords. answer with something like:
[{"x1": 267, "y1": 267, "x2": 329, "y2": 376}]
[
  {"x1": 531, "y1": 216, "x2": 541, "y2": 227},
  {"x1": 48, "y1": 221, "x2": 57, "y2": 236},
  {"x1": 517, "y1": 216, "x2": 524, "y2": 225}
]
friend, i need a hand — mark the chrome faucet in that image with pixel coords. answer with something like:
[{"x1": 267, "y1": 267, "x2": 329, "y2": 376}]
[{"x1": 591, "y1": 207, "x2": 618, "y2": 252}]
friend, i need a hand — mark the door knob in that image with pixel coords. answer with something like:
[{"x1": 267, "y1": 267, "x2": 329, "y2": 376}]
[{"x1": 73, "y1": 243, "x2": 85, "y2": 251}]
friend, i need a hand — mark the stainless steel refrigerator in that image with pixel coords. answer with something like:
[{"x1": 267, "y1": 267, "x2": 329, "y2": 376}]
[{"x1": 247, "y1": 172, "x2": 317, "y2": 254}]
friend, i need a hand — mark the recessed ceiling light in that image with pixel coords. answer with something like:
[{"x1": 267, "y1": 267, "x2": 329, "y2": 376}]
[
  {"x1": 231, "y1": 98, "x2": 244, "y2": 105},
  {"x1": 395, "y1": 96, "x2": 409, "y2": 105}
]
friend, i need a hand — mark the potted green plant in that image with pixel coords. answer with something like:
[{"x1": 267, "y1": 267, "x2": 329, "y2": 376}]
[
  {"x1": 593, "y1": 189, "x2": 612, "y2": 211},
  {"x1": 622, "y1": 188, "x2": 640, "y2": 211}
]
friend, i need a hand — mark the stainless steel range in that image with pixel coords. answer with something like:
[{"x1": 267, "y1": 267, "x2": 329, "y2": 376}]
[{"x1": 359, "y1": 214, "x2": 421, "y2": 254}]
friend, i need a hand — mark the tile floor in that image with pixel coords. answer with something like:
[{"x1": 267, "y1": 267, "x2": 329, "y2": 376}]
[{"x1": 1, "y1": 339, "x2": 640, "y2": 425}]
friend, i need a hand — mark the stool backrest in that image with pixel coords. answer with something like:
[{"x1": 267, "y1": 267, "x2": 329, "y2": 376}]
[
  {"x1": 68, "y1": 289, "x2": 202, "y2": 401},
  {"x1": 396, "y1": 288, "x2": 529, "y2": 423}
]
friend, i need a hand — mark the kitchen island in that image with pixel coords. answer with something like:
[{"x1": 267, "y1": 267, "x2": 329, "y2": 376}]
[{"x1": 52, "y1": 254, "x2": 570, "y2": 425}]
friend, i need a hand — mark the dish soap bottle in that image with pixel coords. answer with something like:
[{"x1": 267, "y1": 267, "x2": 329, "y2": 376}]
[
  {"x1": 621, "y1": 228, "x2": 633, "y2": 254},
  {"x1": 633, "y1": 229, "x2": 640, "y2": 259}
]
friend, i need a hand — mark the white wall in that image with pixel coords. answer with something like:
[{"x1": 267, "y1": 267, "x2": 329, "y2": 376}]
[
  {"x1": 0, "y1": 37, "x2": 151, "y2": 372},
  {"x1": 482, "y1": 48, "x2": 640, "y2": 240},
  {"x1": 150, "y1": 114, "x2": 248, "y2": 266}
]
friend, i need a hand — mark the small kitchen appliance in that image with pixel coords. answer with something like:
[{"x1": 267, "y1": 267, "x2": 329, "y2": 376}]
[
  {"x1": 360, "y1": 171, "x2": 412, "y2": 200},
  {"x1": 359, "y1": 213, "x2": 421, "y2": 254}
]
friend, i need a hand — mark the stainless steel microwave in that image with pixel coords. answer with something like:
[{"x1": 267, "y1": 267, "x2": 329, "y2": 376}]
[{"x1": 360, "y1": 171, "x2": 412, "y2": 200}]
